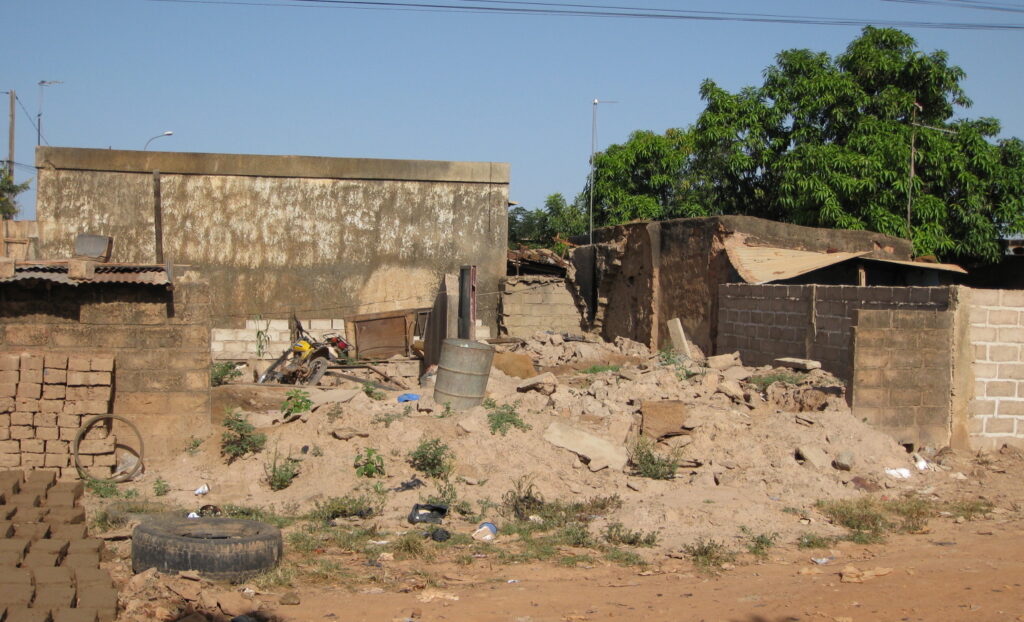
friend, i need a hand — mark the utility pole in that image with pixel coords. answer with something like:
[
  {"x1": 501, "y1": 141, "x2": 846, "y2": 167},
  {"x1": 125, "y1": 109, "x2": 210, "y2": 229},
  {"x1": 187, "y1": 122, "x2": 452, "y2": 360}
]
[
  {"x1": 37, "y1": 80, "x2": 62, "y2": 146},
  {"x1": 905, "y1": 103, "x2": 922, "y2": 249},
  {"x1": 6, "y1": 90, "x2": 13, "y2": 178}
]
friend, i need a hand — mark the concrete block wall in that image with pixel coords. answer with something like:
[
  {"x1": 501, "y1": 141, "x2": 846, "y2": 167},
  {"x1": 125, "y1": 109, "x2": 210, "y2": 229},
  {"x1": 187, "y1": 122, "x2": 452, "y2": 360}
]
[
  {"x1": 499, "y1": 276, "x2": 585, "y2": 338},
  {"x1": 967, "y1": 289, "x2": 1024, "y2": 449},
  {"x1": 718, "y1": 284, "x2": 951, "y2": 383},
  {"x1": 212, "y1": 318, "x2": 347, "y2": 361},
  {"x1": 851, "y1": 309, "x2": 953, "y2": 449}
]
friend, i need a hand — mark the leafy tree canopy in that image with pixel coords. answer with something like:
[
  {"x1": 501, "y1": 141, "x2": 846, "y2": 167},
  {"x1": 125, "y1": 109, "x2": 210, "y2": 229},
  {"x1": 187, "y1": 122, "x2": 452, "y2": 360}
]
[
  {"x1": 577, "y1": 26, "x2": 1024, "y2": 263},
  {"x1": 0, "y1": 172, "x2": 29, "y2": 220},
  {"x1": 508, "y1": 193, "x2": 587, "y2": 249}
]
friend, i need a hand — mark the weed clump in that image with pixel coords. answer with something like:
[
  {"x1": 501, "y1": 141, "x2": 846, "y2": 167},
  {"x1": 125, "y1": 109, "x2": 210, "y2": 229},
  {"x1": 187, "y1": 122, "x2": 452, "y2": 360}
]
[
  {"x1": 354, "y1": 447, "x2": 386, "y2": 478},
  {"x1": 280, "y1": 389, "x2": 312, "y2": 415},
  {"x1": 308, "y1": 493, "x2": 383, "y2": 522},
  {"x1": 483, "y1": 399, "x2": 531, "y2": 436},
  {"x1": 152, "y1": 478, "x2": 170, "y2": 497},
  {"x1": 748, "y1": 371, "x2": 807, "y2": 392},
  {"x1": 683, "y1": 538, "x2": 736, "y2": 574},
  {"x1": 629, "y1": 437, "x2": 680, "y2": 480},
  {"x1": 408, "y1": 438, "x2": 454, "y2": 479},
  {"x1": 210, "y1": 362, "x2": 243, "y2": 387},
  {"x1": 264, "y1": 449, "x2": 301, "y2": 491},
  {"x1": 221, "y1": 409, "x2": 266, "y2": 463},
  {"x1": 362, "y1": 384, "x2": 386, "y2": 401},
  {"x1": 604, "y1": 522, "x2": 657, "y2": 547},
  {"x1": 740, "y1": 526, "x2": 778, "y2": 559}
]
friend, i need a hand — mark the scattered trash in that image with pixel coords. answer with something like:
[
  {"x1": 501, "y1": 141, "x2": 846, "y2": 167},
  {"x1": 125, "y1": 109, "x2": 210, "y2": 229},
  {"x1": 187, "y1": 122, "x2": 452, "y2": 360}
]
[
  {"x1": 472, "y1": 522, "x2": 498, "y2": 542},
  {"x1": 407, "y1": 504, "x2": 448, "y2": 525},
  {"x1": 416, "y1": 588, "x2": 459, "y2": 603},
  {"x1": 398, "y1": 393, "x2": 421, "y2": 402},
  {"x1": 885, "y1": 468, "x2": 912, "y2": 479},
  {"x1": 507, "y1": 579, "x2": 520, "y2": 584},
  {"x1": 394, "y1": 477, "x2": 426, "y2": 492},
  {"x1": 369, "y1": 540, "x2": 391, "y2": 546},
  {"x1": 839, "y1": 565, "x2": 893, "y2": 583},
  {"x1": 913, "y1": 454, "x2": 929, "y2": 470},
  {"x1": 198, "y1": 504, "x2": 223, "y2": 517},
  {"x1": 194, "y1": 483, "x2": 210, "y2": 495},
  {"x1": 430, "y1": 528, "x2": 451, "y2": 542},
  {"x1": 811, "y1": 556, "x2": 834, "y2": 565},
  {"x1": 186, "y1": 512, "x2": 200, "y2": 519}
]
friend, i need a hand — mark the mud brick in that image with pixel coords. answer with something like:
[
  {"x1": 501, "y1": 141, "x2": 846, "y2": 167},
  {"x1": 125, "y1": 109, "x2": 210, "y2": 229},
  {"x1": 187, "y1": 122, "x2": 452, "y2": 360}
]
[
  {"x1": 11, "y1": 412, "x2": 34, "y2": 426},
  {"x1": 0, "y1": 584, "x2": 34, "y2": 606},
  {"x1": 85, "y1": 373, "x2": 110, "y2": 387},
  {"x1": 0, "y1": 371, "x2": 19, "y2": 384},
  {"x1": 90, "y1": 454, "x2": 115, "y2": 468},
  {"x1": 55, "y1": 415, "x2": 80, "y2": 429},
  {"x1": 81, "y1": 427, "x2": 108, "y2": 441},
  {"x1": 32, "y1": 584, "x2": 75, "y2": 608},
  {"x1": 0, "y1": 521, "x2": 12, "y2": 537},
  {"x1": 44, "y1": 354, "x2": 68, "y2": 371},
  {"x1": 17, "y1": 383, "x2": 41, "y2": 399},
  {"x1": 19, "y1": 355, "x2": 43, "y2": 372},
  {"x1": 75, "y1": 439, "x2": 113, "y2": 455},
  {"x1": 36, "y1": 429, "x2": 60, "y2": 443},
  {"x1": 21, "y1": 549, "x2": 58, "y2": 568},
  {"x1": 20, "y1": 454, "x2": 43, "y2": 468},
  {"x1": 66, "y1": 540, "x2": 100, "y2": 555},
  {"x1": 43, "y1": 454, "x2": 68, "y2": 469},
  {"x1": 64, "y1": 388, "x2": 85, "y2": 402},
  {"x1": 0, "y1": 354, "x2": 20, "y2": 371},
  {"x1": 47, "y1": 524, "x2": 86, "y2": 540},
  {"x1": 81, "y1": 402, "x2": 107, "y2": 417},
  {"x1": 66, "y1": 372, "x2": 88, "y2": 387},
  {"x1": 42, "y1": 491, "x2": 75, "y2": 507},
  {"x1": 25, "y1": 471, "x2": 55, "y2": 489},
  {"x1": 50, "y1": 481, "x2": 82, "y2": 500},
  {"x1": 53, "y1": 608, "x2": 99, "y2": 622},
  {"x1": 89, "y1": 357, "x2": 113, "y2": 373},
  {"x1": 34, "y1": 412, "x2": 57, "y2": 427},
  {"x1": 46, "y1": 507, "x2": 85, "y2": 525},
  {"x1": 5, "y1": 606, "x2": 51, "y2": 622},
  {"x1": 42, "y1": 369, "x2": 66, "y2": 386},
  {"x1": 72, "y1": 568, "x2": 111, "y2": 588},
  {"x1": 33, "y1": 567, "x2": 72, "y2": 587},
  {"x1": 20, "y1": 440, "x2": 45, "y2": 454},
  {"x1": 10, "y1": 426, "x2": 33, "y2": 440},
  {"x1": 0, "y1": 429, "x2": 8, "y2": 442},
  {"x1": 75, "y1": 586, "x2": 117, "y2": 611},
  {"x1": 0, "y1": 454, "x2": 21, "y2": 468},
  {"x1": 19, "y1": 369, "x2": 42, "y2": 385},
  {"x1": 15, "y1": 398, "x2": 39, "y2": 412},
  {"x1": 0, "y1": 506, "x2": 16, "y2": 519},
  {"x1": 0, "y1": 383, "x2": 17, "y2": 398},
  {"x1": 0, "y1": 413, "x2": 9, "y2": 427},
  {"x1": 60, "y1": 552, "x2": 98, "y2": 569},
  {"x1": 0, "y1": 539, "x2": 26, "y2": 561},
  {"x1": 0, "y1": 470, "x2": 24, "y2": 486},
  {"x1": 0, "y1": 565, "x2": 32, "y2": 584},
  {"x1": 74, "y1": 454, "x2": 91, "y2": 467},
  {"x1": 38, "y1": 400, "x2": 63, "y2": 415},
  {"x1": 31, "y1": 540, "x2": 68, "y2": 557},
  {"x1": 61, "y1": 402, "x2": 83, "y2": 416},
  {"x1": 41, "y1": 385, "x2": 65, "y2": 400},
  {"x1": 13, "y1": 508, "x2": 47, "y2": 523},
  {"x1": 0, "y1": 440, "x2": 20, "y2": 454},
  {"x1": 45, "y1": 440, "x2": 69, "y2": 455},
  {"x1": 8, "y1": 493, "x2": 40, "y2": 507},
  {"x1": 66, "y1": 357, "x2": 90, "y2": 373},
  {"x1": 0, "y1": 402, "x2": 13, "y2": 416},
  {"x1": 85, "y1": 387, "x2": 110, "y2": 402},
  {"x1": 13, "y1": 523, "x2": 49, "y2": 541}
]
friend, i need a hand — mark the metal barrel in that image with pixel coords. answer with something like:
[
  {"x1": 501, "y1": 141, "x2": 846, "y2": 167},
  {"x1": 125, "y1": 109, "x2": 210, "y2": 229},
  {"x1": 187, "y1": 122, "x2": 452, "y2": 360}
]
[{"x1": 433, "y1": 338, "x2": 495, "y2": 411}]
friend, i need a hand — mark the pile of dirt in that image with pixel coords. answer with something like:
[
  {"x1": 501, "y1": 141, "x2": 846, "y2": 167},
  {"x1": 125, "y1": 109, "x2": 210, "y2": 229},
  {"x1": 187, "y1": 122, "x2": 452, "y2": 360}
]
[{"x1": 124, "y1": 331, "x2": 928, "y2": 553}]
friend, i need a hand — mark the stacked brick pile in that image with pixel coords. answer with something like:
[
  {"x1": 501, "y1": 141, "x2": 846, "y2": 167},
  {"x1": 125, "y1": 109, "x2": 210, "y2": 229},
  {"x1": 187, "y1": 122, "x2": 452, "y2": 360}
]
[
  {"x1": 0, "y1": 469, "x2": 118, "y2": 621},
  {"x1": 0, "y1": 354, "x2": 117, "y2": 478}
]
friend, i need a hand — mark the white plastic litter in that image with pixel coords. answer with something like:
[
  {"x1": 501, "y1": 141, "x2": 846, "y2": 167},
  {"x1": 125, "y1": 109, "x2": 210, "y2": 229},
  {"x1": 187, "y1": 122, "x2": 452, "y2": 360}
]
[
  {"x1": 885, "y1": 468, "x2": 912, "y2": 479},
  {"x1": 194, "y1": 483, "x2": 210, "y2": 495},
  {"x1": 187, "y1": 512, "x2": 200, "y2": 519}
]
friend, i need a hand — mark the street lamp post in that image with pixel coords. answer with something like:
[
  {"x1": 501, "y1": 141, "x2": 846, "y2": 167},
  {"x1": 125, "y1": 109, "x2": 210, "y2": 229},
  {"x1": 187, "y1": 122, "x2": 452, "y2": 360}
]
[
  {"x1": 588, "y1": 98, "x2": 617, "y2": 245},
  {"x1": 37, "y1": 80, "x2": 63, "y2": 146},
  {"x1": 144, "y1": 131, "x2": 174, "y2": 150}
]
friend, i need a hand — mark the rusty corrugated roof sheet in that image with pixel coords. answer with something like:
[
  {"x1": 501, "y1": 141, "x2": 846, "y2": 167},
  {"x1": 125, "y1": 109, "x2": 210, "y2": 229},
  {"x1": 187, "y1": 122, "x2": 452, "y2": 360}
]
[
  {"x1": 861, "y1": 256, "x2": 967, "y2": 274},
  {"x1": 725, "y1": 241, "x2": 867, "y2": 284},
  {"x1": 0, "y1": 262, "x2": 170, "y2": 286}
]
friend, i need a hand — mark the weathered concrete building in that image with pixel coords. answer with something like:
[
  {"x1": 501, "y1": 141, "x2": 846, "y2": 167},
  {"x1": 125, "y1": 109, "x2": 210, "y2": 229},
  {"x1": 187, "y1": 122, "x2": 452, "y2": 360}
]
[{"x1": 33, "y1": 147, "x2": 510, "y2": 330}]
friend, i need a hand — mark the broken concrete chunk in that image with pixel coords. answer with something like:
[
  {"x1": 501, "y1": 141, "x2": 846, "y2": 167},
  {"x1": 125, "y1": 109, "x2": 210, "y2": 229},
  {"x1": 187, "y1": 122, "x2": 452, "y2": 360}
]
[
  {"x1": 773, "y1": 357, "x2": 822, "y2": 371},
  {"x1": 311, "y1": 388, "x2": 360, "y2": 407},
  {"x1": 641, "y1": 400, "x2": 688, "y2": 440},
  {"x1": 543, "y1": 420, "x2": 628, "y2": 472},
  {"x1": 722, "y1": 366, "x2": 753, "y2": 382},
  {"x1": 705, "y1": 352, "x2": 741, "y2": 371},
  {"x1": 796, "y1": 446, "x2": 830, "y2": 469},
  {"x1": 516, "y1": 372, "x2": 558, "y2": 396},
  {"x1": 833, "y1": 451, "x2": 856, "y2": 471},
  {"x1": 716, "y1": 380, "x2": 745, "y2": 402}
]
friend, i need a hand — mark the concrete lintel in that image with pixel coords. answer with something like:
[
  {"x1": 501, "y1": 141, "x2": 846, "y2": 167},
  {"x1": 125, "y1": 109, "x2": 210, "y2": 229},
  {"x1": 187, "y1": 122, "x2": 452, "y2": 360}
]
[{"x1": 35, "y1": 146, "x2": 510, "y2": 185}]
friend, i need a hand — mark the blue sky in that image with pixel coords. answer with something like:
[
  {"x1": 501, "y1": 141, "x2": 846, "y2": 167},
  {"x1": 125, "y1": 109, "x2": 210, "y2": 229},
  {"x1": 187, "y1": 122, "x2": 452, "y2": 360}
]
[{"x1": 4, "y1": 0, "x2": 1024, "y2": 219}]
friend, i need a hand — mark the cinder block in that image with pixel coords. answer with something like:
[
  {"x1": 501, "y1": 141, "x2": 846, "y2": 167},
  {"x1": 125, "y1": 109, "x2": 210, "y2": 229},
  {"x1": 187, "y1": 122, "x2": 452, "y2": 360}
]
[
  {"x1": 0, "y1": 354, "x2": 21, "y2": 371},
  {"x1": 86, "y1": 387, "x2": 110, "y2": 402},
  {"x1": 66, "y1": 357, "x2": 90, "y2": 373},
  {"x1": 89, "y1": 357, "x2": 114, "y2": 373},
  {"x1": 56, "y1": 414, "x2": 80, "y2": 429},
  {"x1": 985, "y1": 416, "x2": 1017, "y2": 434},
  {"x1": 19, "y1": 354, "x2": 44, "y2": 372},
  {"x1": 59, "y1": 428, "x2": 78, "y2": 441},
  {"x1": 44, "y1": 354, "x2": 68, "y2": 370}
]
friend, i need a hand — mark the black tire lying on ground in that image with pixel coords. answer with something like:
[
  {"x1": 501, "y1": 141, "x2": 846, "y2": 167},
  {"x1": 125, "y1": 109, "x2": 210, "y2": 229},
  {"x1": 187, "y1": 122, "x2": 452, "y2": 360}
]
[{"x1": 132, "y1": 517, "x2": 283, "y2": 583}]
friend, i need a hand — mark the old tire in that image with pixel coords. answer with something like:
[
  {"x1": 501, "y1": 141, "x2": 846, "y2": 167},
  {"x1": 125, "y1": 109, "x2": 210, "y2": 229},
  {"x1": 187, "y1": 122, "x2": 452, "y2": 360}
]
[
  {"x1": 132, "y1": 517, "x2": 282, "y2": 583},
  {"x1": 301, "y1": 357, "x2": 330, "y2": 386}
]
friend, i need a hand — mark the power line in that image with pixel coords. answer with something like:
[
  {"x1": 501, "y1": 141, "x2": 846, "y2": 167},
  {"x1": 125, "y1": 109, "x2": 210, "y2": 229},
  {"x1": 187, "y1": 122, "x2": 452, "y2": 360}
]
[
  {"x1": 881, "y1": 0, "x2": 1024, "y2": 14},
  {"x1": 13, "y1": 94, "x2": 46, "y2": 147},
  {"x1": 147, "y1": 0, "x2": 1024, "y2": 30}
]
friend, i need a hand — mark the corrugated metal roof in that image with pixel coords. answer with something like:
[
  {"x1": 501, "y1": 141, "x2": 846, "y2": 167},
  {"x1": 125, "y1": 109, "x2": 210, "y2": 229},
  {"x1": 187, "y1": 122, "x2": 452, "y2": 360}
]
[
  {"x1": 725, "y1": 241, "x2": 867, "y2": 284},
  {"x1": 862, "y1": 256, "x2": 967, "y2": 274},
  {"x1": 0, "y1": 262, "x2": 170, "y2": 286}
]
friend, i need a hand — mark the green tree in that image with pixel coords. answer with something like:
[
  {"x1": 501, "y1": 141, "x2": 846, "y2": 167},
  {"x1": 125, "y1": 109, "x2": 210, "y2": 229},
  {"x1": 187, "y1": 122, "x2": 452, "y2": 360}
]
[
  {"x1": 542, "y1": 193, "x2": 587, "y2": 240},
  {"x1": 507, "y1": 193, "x2": 587, "y2": 248},
  {"x1": 0, "y1": 172, "x2": 29, "y2": 220},
  {"x1": 586, "y1": 128, "x2": 709, "y2": 226},
  {"x1": 691, "y1": 26, "x2": 1024, "y2": 263}
]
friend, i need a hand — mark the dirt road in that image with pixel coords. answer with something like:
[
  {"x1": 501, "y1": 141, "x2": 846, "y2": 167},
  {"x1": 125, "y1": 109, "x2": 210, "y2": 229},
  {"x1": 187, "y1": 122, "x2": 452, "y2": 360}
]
[{"x1": 257, "y1": 517, "x2": 1024, "y2": 622}]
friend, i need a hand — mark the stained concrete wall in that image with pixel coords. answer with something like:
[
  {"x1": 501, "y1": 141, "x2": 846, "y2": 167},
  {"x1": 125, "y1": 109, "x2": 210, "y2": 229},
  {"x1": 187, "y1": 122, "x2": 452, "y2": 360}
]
[
  {"x1": 499, "y1": 276, "x2": 585, "y2": 338},
  {"x1": 34, "y1": 147, "x2": 509, "y2": 329}
]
